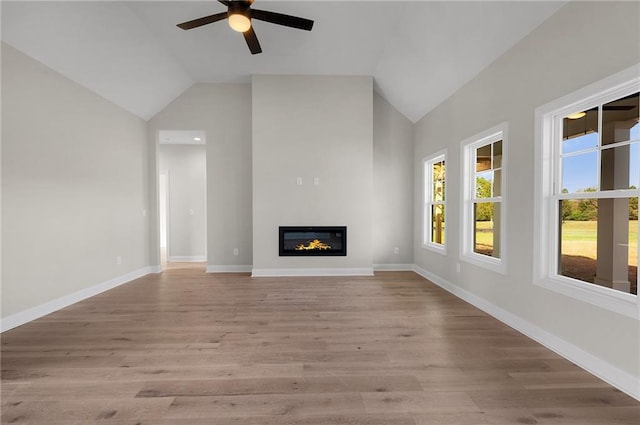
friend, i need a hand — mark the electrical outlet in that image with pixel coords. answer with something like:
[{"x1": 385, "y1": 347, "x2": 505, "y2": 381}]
[
  {"x1": 233, "y1": 248, "x2": 239, "y2": 256},
  {"x1": 296, "y1": 177, "x2": 303, "y2": 185},
  {"x1": 313, "y1": 177, "x2": 320, "y2": 185},
  {"x1": 393, "y1": 247, "x2": 400, "y2": 255},
  {"x1": 117, "y1": 256, "x2": 122, "y2": 265},
  {"x1": 456, "y1": 262, "x2": 461, "y2": 273}
]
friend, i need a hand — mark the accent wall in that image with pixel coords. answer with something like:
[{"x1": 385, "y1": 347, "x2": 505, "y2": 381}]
[{"x1": 251, "y1": 75, "x2": 374, "y2": 275}]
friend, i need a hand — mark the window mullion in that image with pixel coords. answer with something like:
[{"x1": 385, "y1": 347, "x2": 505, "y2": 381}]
[
  {"x1": 473, "y1": 196, "x2": 502, "y2": 203},
  {"x1": 597, "y1": 103, "x2": 603, "y2": 192},
  {"x1": 554, "y1": 115, "x2": 563, "y2": 196}
]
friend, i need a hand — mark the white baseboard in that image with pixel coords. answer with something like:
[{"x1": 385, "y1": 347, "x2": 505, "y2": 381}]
[
  {"x1": 251, "y1": 267, "x2": 374, "y2": 277},
  {"x1": 412, "y1": 265, "x2": 640, "y2": 401},
  {"x1": 168, "y1": 256, "x2": 206, "y2": 262},
  {"x1": 1, "y1": 266, "x2": 156, "y2": 333},
  {"x1": 206, "y1": 265, "x2": 252, "y2": 273},
  {"x1": 149, "y1": 265, "x2": 162, "y2": 274},
  {"x1": 373, "y1": 263, "x2": 414, "y2": 271}
]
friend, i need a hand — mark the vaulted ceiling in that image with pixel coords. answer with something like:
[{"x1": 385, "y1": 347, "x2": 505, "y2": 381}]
[{"x1": 1, "y1": 1, "x2": 566, "y2": 122}]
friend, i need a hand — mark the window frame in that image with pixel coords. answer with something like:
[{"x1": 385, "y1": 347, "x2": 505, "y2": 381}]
[
  {"x1": 534, "y1": 65, "x2": 640, "y2": 319},
  {"x1": 460, "y1": 122, "x2": 508, "y2": 274},
  {"x1": 422, "y1": 150, "x2": 447, "y2": 255}
]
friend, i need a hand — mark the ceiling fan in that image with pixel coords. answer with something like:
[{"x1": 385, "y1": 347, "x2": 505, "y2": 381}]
[{"x1": 177, "y1": 0, "x2": 314, "y2": 55}]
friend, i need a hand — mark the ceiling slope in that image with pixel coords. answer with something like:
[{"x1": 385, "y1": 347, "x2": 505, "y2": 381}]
[
  {"x1": 1, "y1": 1, "x2": 566, "y2": 122},
  {"x1": 1, "y1": 1, "x2": 194, "y2": 120}
]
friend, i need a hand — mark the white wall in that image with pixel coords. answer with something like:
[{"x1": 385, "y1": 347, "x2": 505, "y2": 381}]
[
  {"x1": 373, "y1": 92, "x2": 414, "y2": 268},
  {"x1": 158, "y1": 144, "x2": 206, "y2": 261},
  {"x1": 148, "y1": 79, "x2": 410, "y2": 273},
  {"x1": 413, "y1": 1, "x2": 639, "y2": 393},
  {"x1": 1, "y1": 43, "x2": 149, "y2": 321},
  {"x1": 252, "y1": 75, "x2": 373, "y2": 275},
  {"x1": 148, "y1": 84, "x2": 253, "y2": 271}
]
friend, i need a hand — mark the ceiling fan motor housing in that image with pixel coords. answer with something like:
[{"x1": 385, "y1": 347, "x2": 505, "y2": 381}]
[{"x1": 228, "y1": 1, "x2": 250, "y2": 19}]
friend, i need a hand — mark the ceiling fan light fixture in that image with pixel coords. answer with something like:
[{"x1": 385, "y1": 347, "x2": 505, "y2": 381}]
[
  {"x1": 176, "y1": 0, "x2": 314, "y2": 54},
  {"x1": 228, "y1": 12, "x2": 251, "y2": 32}
]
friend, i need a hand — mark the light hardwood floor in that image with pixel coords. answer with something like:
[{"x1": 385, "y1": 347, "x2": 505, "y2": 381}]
[{"x1": 2, "y1": 265, "x2": 639, "y2": 424}]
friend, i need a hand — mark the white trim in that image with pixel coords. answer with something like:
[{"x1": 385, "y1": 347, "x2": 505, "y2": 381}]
[
  {"x1": 536, "y1": 65, "x2": 640, "y2": 117},
  {"x1": 206, "y1": 265, "x2": 253, "y2": 273},
  {"x1": 422, "y1": 149, "x2": 448, "y2": 254},
  {"x1": 373, "y1": 263, "x2": 414, "y2": 271},
  {"x1": 160, "y1": 170, "x2": 171, "y2": 260},
  {"x1": 460, "y1": 122, "x2": 508, "y2": 274},
  {"x1": 251, "y1": 268, "x2": 374, "y2": 277},
  {"x1": 534, "y1": 64, "x2": 640, "y2": 317},
  {"x1": 557, "y1": 190, "x2": 639, "y2": 200},
  {"x1": 1, "y1": 267, "x2": 156, "y2": 333},
  {"x1": 537, "y1": 275, "x2": 638, "y2": 319},
  {"x1": 412, "y1": 265, "x2": 640, "y2": 401},
  {"x1": 422, "y1": 243, "x2": 447, "y2": 255},
  {"x1": 149, "y1": 265, "x2": 163, "y2": 274},
  {"x1": 168, "y1": 256, "x2": 206, "y2": 262}
]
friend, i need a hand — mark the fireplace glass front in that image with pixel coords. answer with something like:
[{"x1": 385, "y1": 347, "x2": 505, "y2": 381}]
[{"x1": 279, "y1": 226, "x2": 347, "y2": 256}]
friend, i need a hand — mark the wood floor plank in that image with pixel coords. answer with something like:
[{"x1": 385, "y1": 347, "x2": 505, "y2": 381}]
[
  {"x1": 135, "y1": 375, "x2": 422, "y2": 397},
  {"x1": 1, "y1": 267, "x2": 638, "y2": 424},
  {"x1": 361, "y1": 390, "x2": 481, "y2": 413},
  {"x1": 509, "y1": 371, "x2": 612, "y2": 390},
  {"x1": 135, "y1": 414, "x2": 418, "y2": 425},
  {"x1": 1, "y1": 363, "x2": 304, "y2": 385},
  {"x1": 6, "y1": 382, "x2": 143, "y2": 400},
  {"x1": 466, "y1": 387, "x2": 640, "y2": 409},
  {"x1": 0, "y1": 398, "x2": 173, "y2": 423},
  {"x1": 163, "y1": 393, "x2": 366, "y2": 418}
]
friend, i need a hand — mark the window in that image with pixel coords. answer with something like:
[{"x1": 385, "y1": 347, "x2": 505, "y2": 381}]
[
  {"x1": 535, "y1": 66, "x2": 639, "y2": 318},
  {"x1": 461, "y1": 123, "x2": 507, "y2": 273},
  {"x1": 423, "y1": 151, "x2": 447, "y2": 253}
]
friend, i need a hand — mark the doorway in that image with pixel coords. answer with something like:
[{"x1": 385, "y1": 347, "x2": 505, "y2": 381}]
[
  {"x1": 158, "y1": 130, "x2": 207, "y2": 269},
  {"x1": 159, "y1": 171, "x2": 169, "y2": 264}
]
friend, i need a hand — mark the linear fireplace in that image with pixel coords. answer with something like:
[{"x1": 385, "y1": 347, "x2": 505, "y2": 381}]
[{"x1": 279, "y1": 226, "x2": 347, "y2": 256}]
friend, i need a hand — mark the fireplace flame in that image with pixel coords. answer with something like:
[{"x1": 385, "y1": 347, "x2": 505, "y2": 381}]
[{"x1": 295, "y1": 239, "x2": 332, "y2": 251}]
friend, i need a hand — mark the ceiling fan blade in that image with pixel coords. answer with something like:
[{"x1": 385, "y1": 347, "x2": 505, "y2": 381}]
[
  {"x1": 177, "y1": 12, "x2": 228, "y2": 30},
  {"x1": 251, "y1": 9, "x2": 314, "y2": 31},
  {"x1": 243, "y1": 26, "x2": 262, "y2": 54},
  {"x1": 220, "y1": 0, "x2": 253, "y2": 6}
]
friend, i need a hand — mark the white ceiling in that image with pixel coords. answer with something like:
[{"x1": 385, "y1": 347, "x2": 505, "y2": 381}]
[{"x1": 1, "y1": 1, "x2": 566, "y2": 122}]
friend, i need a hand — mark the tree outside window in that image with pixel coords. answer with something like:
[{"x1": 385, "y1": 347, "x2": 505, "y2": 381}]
[
  {"x1": 423, "y1": 151, "x2": 447, "y2": 253},
  {"x1": 557, "y1": 91, "x2": 639, "y2": 295},
  {"x1": 461, "y1": 124, "x2": 506, "y2": 273}
]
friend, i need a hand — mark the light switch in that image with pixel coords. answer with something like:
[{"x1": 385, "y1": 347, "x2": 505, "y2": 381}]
[
  {"x1": 313, "y1": 177, "x2": 320, "y2": 185},
  {"x1": 296, "y1": 177, "x2": 303, "y2": 185}
]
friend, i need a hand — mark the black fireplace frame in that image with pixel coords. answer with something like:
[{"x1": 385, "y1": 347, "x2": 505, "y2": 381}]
[{"x1": 279, "y1": 226, "x2": 347, "y2": 256}]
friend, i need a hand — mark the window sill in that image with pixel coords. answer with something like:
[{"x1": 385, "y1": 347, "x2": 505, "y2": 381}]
[
  {"x1": 535, "y1": 275, "x2": 638, "y2": 319},
  {"x1": 422, "y1": 243, "x2": 447, "y2": 256},
  {"x1": 461, "y1": 252, "x2": 506, "y2": 275}
]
